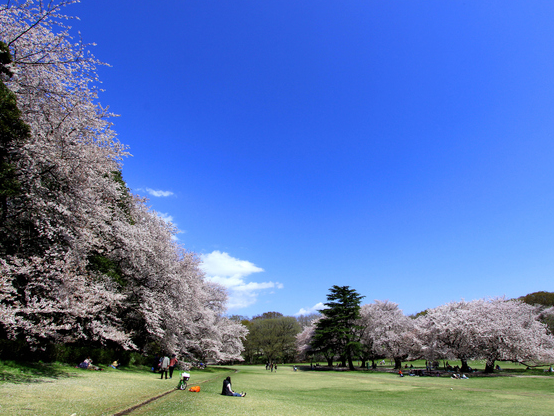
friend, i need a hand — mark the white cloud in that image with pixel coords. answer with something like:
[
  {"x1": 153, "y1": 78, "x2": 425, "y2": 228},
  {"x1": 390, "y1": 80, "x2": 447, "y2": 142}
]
[
  {"x1": 200, "y1": 251, "x2": 282, "y2": 310},
  {"x1": 146, "y1": 188, "x2": 174, "y2": 197},
  {"x1": 154, "y1": 212, "x2": 183, "y2": 241},
  {"x1": 294, "y1": 302, "x2": 326, "y2": 316},
  {"x1": 157, "y1": 212, "x2": 174, "y2": 224},
  {"x1": 201, "y1": 250, "x2": 263, "y2": 276}
]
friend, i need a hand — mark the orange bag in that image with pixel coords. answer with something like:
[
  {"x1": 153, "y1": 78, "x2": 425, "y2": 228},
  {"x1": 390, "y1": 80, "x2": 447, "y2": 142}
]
[{"x1": 189, "y1": 386, "x2": 201, "y2": 392}]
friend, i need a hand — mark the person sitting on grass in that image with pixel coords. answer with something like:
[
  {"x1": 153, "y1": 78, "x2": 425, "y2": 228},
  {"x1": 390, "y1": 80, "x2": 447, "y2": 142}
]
[
  {"x1": 221, "y1": 376, "x2": 246, "y2": 397},
  {"x1": 77, "y1": 357, "x2": 101, "y2": 371}
]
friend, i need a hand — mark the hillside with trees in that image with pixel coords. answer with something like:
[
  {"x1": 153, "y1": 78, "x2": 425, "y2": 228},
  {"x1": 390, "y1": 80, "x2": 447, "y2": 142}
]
[{"x1": 0, "y1": 0, "x2": 246, "y2": 363}]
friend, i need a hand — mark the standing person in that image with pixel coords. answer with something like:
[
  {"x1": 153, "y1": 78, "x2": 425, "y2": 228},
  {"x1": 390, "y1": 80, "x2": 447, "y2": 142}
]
[
  {"x1": 221, "y1": 376, "x2": 246, "y2": 397},
  {"x1": 169, "y1": 354, "x2": 178, "y2": 379},
  {"x1": 274, "y1": 364, "x2": 277, "y2": 372},
  {"x1": 160, "y1": 355, "x2": 170, "y2": 379}
]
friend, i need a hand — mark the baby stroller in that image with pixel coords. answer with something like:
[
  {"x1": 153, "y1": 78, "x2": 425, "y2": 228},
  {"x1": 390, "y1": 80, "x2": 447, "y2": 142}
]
[{"x1": 176, "y1": 371, "x2": 190, "y2": 390}]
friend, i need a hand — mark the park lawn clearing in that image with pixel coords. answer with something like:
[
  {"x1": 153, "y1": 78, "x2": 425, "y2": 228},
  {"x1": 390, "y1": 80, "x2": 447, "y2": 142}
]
[
  {"x1": 1, "y1": 363, "x2": 553, "y2": 416},
  {"x1": 0, "y1": 362, "x2": 228, "y2": 416},
  {"x1": 132, "y1": 365, "x2": 554, "y2": 416}
]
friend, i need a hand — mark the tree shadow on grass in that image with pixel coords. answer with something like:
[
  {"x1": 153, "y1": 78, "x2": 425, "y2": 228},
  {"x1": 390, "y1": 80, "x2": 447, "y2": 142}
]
[{"x1": 0, "y1": 361, "x2": 79, "y2": 384}]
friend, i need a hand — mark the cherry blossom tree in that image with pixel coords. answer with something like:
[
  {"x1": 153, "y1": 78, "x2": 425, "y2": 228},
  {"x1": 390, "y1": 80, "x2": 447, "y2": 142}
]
[
  {"x1": 101, "y1": 199, "x2": 246, "y2": 361},
  {"x1": 416, "y1": 300, "x2": 477, "y2": 371},
  {"x1": 360, "y1": 300, "x2": 420, "y2": 369},
  {"x1": 295, "y1": 316, "x2": 334, "y2": 365},
  {"x1": 418, "y1": 298, "x2": 554, "y2": 372},
  {"x1": 0, "y1": 0, "x2": 247, "y2": 361},
  {"x1": 296, "y1": 320, "x2": 316, "y2": 362},
  {"x1": 0, "y1": 0, "x2": 130, "y2": 346},
  {"x1": 471, "y1": 299, "x2": 554, "y2": 372},
  {"x1": 358, "y1": 302, "x2": 385, "y2": 368}
]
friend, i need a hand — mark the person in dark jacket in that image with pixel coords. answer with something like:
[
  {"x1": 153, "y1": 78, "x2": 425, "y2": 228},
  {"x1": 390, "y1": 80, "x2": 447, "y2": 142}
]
[{"x1": 221, "y1": 376, "x2": 246, "y2": 397}]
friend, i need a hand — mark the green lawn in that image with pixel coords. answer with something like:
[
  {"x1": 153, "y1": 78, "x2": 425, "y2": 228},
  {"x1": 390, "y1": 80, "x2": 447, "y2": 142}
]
[
  {"x1": 1, "y1": 362, "x2": 553, "y2": 415},
  {"x1": 0, "y1": 361, "x2": 231, "y2": 415},
  {"x1": 136, "y1": 364, "x2": 554, "y2": 416}
]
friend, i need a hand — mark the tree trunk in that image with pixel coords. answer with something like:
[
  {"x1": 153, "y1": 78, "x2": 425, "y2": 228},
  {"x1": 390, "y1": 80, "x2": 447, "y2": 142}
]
[
  {"x1": 1, "y1": 195, "x2": 6, "y2": 226},
  {"x1": 360, "y1": 358, "x2": 366, "y2": 369},
  {"x1": 348, "y1": 356, "x2": 355, "y2": 371},
  {"x1": 484, "y1": 358, "x2": 495, "y2": 373},
  {"x1": 323, "y1": 350, "x2": 334, "y2": 367},
  {"x1": 394, "y1": 358, "x2": 402, "y2": 370},
  {"x1": 460, "y1": 359, "x2": 470, "y2": 372}
]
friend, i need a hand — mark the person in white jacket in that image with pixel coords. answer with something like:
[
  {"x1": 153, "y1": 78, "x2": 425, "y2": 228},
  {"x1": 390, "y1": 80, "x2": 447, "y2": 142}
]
[{"x1": 160, "y1": 355, "x2": 170, "y2": 379}]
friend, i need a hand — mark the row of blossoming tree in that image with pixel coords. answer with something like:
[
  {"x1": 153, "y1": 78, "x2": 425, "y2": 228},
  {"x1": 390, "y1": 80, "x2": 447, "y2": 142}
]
[
  {"x1": 0, "y1": 0, "x2": 246, "y2": 362},
  {"x1": 297, "y1": 286, "x2": 554, "y2": 373}
]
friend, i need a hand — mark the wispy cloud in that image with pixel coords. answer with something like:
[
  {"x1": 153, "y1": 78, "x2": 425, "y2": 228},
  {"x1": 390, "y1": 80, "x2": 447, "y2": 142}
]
[
  {"x1": 145, "y1": 188, "x2": 174, "y2": 197},
  {"x1": 154, "y1": 211, "x2": 183, "y2": 241},
  {"x1": 157, "y1": 212, "x2": 174, "y2": 224},
  {"x1": 200, "y1": 251, "x2": 283, "y2": 310},
  {"x1": 156, "y1": 211, "x2": 177, "y2": 225},
  {"x1": 295, "y1": 302, "x2": 326, "y2": 316}
]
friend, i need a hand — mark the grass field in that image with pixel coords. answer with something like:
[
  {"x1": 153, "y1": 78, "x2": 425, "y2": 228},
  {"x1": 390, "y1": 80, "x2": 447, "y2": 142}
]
[
  {"x1": 0, "y1": 361, "x2": 231, "y2": 415},
  {"x1": 1, "y1": 361, "x2": 554, "y2": 415}
]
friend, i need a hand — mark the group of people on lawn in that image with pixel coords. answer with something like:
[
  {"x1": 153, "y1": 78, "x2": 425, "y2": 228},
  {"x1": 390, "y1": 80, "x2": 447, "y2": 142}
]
[
  {"x1": 156, "y1": 354, "x2": 179, "y2": 379},
  {"x1": 76, "y1": 353, "x2": 250, "y2": 398},
  {"x1": 76, "y1": 357, "x2": 119, "y2": 371},
  {"x1": 265, "y1": 362, "x2": 278, "y2": 372}
]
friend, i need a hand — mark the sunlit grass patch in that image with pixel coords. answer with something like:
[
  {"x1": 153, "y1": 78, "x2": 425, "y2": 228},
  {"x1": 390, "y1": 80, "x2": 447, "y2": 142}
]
[
  {"x1": 0, "y1": 362, "x2": 227, "y2": 416},
  {"x1": 136, "y1": 365, "x2": 554, "y2": 416},
  {"x1": 2, "y1": 363, "x2": 554, "y2": 415}
]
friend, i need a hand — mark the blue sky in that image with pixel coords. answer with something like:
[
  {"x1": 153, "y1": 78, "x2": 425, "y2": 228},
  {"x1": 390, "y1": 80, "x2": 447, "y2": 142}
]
[{"x1": 69, "y1": 0, "x2": 554, "y2": 317}]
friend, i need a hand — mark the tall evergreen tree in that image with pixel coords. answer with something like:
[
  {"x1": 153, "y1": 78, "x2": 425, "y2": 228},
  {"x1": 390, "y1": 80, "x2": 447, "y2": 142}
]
[
  {"x1": 311, "y1": 285, "x2": 364, "y2": 370},
  {"x1": 0, "y1": 41, "x2": 29, "y2": 231}
]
